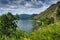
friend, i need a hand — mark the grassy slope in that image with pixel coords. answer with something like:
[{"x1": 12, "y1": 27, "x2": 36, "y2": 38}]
[{"x1": 29, "y1": 21, "x2": 60, "y2": 40}]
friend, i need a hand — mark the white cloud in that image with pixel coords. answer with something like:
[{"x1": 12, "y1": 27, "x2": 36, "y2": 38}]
[
  {"x1": 0, "y1": 0, "x2": 60, "y2": 15},
  {"x1": 24, "y1": 2, "x2": 33, "y2": 7}
]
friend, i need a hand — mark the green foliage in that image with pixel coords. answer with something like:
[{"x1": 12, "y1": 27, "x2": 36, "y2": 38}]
[
  {"x1": 41, "y1": 17, "x2": 54, "y2": 25},
  {"x1": 0, "y1": 30, "x2": 26, "y2": 40},
  {"x1": 0, "y1": 12, "x2": 27, "y2": 40},
  {"x1": 0, "y1": 12, "x2": 19, "y2": 36},
  {"x1": 29, "y1": 22, "x2": 60, "y2": 40},
  {"x1": 33, "y1": 17, "x2": 54, "y2": 31}
]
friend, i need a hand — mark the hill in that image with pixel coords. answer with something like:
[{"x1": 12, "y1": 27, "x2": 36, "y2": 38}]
[
  {"x1": 18, "y1": 14, "x2": 37, "y2": 20},
  {"x1": 32, "y1": 1, "x2": 60, "y2": 30},
  {"x1": 29, "y1": 21, "x2": 60, "y2": 40},
  {"x1": 33, "y1": 1, "x2": 60, "y2": 21}
]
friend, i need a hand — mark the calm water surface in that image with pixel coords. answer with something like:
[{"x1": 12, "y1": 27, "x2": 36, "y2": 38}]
[{"x1": 17, "y1": 20, "x2": 34, "y2": 33}]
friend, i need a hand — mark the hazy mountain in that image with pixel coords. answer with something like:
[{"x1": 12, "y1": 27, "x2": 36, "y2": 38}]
[{"x1": 19, "y1": 14, "x2": 37, "y2": 20}]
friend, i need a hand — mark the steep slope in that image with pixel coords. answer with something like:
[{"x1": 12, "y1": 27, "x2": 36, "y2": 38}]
[
  {"x1": 34, "y1": 1, "x2": 60, "y2": 20},
  {"x1": 29, "y1": 21, "x2": 60, "y2": 40},
  {"x1": 32, "y1": 1, "x2": 60, "y2": 30}
]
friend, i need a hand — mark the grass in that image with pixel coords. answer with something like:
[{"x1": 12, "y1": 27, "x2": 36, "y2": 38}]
[{"x1": 29, "y1": 21, "x2": 60, "y2": 40}]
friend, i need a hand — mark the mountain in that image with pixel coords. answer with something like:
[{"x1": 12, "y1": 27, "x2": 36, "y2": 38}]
[
  {"x1": 33, "y1": 1, "x2": 60, "y2": 21},
  {"x1": 18, "y1": 14, "x2": 37, "y2": 20}
]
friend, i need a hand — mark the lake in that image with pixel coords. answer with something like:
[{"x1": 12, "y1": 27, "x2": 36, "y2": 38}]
[{"x1": 17, "y1": 20, "x2": 34, "y2": 33}]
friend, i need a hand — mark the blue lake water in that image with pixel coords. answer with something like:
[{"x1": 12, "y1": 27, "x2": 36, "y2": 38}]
[{"x1": 17, "y1": 20, "x2": 34, "y2": 33}]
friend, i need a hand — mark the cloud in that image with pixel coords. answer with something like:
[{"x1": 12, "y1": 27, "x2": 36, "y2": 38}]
[
  {"x1": 0, "y1": 0, "x2": 60, "y2": 8},
  {"x1": 0, "y1": 0, "x2": 43, "y2": 8},
  {"x1": 0, "y1": 0, "x2": 60, "y2": 15}
]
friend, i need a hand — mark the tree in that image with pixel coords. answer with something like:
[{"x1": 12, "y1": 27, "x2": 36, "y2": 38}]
[{"x1": 0, "y1": 12, "x2": 19, "y2": 36}]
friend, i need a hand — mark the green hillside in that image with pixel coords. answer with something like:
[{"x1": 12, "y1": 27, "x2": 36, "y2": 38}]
[
  {"x1": 34, "y1": 1, "x2": 60, "y2": 20},
  {"x1": 32, "y1": 1, "x2": 60, "y2": 30},
  {"x1": 29, "y1": 21, "x2": 60, "y2": 40}
]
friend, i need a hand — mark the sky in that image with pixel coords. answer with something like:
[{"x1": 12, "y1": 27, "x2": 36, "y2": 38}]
[{"x1": 0, "y1": 0, "x2": 60, "y2": 15}]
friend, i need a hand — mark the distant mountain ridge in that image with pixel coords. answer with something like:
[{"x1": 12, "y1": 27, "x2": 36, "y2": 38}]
[{"x1": 18, "y1": 14, "x2": 38, "y2": 20}]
